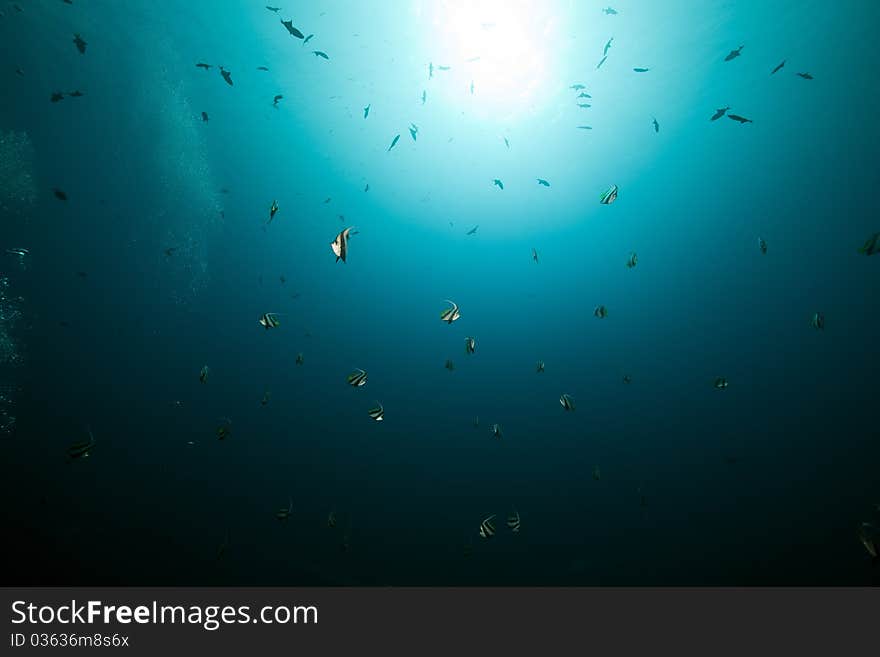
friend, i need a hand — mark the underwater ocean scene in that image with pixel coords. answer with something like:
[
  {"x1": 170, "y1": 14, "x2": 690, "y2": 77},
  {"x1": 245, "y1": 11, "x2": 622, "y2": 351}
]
[{"x1": 1, "y1": 0, "x2": 878, "y2": 586}]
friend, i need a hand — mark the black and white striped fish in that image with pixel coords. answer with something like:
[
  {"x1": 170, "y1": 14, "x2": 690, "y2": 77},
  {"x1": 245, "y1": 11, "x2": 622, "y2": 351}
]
[
  {"x1": 600, "y1": 184, "x2": 618, "y2": 204},
  {"x1": 536, "y1": 360, "x2": 545, "y2": 373},
  {"x1": 810, "y1": 312, "x2": 825, "y2": 330},
  {"x1": 859, "y1": 232, "x2": 879, "y2": 256},
  {"x1": 714, "y1": 377, "x2": 729, "y2": 389},
  {"x1": 347, "y1": 368, "x2": 367, "y2": 386},
  {"x1": 331, "y1": 227, "x2": 353, "y2": 263},
  {"x1": 368, "y1": 402, "x2": 384, "y2": 421},
  {"x1": 626, "y1": 252, "x2": 638, "y2": 268},
  {"x1": 594, "y1": 305, "x2": 608, "y2": 319},
  {"x1": 67, "y1": 426, "x2": 96, "y2": 461},
  {"x1": 507, "y1": 509, "x2": 521, "y2": 533},
  {"x1": 479, "y1": 514, "x2": 496, "y2": 539},
  {"x1": 327, "y1": 511, "x2": 337, "y2": 528},
  {"x1": 560, "y1": 393, "x2": 575, "y2": 411},
  {"x1": 440, "y1": 300, "x2": 460, "y2": 323},
  {"x1": 259, "y1": 312, "x2": 281, "y2": 329},
  {"x1": 490, "y1": 423, "x2": 502, "y2": 439},
  {"x1": 295, "y1": 353, "x2": 304, "y2": 366},
  {"x1": 464, "y1": 337, "x2": 475, "y2": 354},
  {"x1": 199, "y1": 365, "x2": 209, "y2": 383}
]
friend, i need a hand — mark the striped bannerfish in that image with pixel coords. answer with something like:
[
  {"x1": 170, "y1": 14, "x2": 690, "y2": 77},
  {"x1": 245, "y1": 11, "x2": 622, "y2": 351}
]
[
  {"x1": 440, "y1": 299, "x2": 460, "y2": 323},
  {"x1": 560, "y1": 393, "x2": 575, "y2": 411},
  {"x1": 67, "y1": 426, "x2": 96, "y2": 461},
  {"x1": 810, "y1": 312, "x2": 825, "y2": 330},
  {"x1": 347, "y1": 368, "x2": 367, "y2": 386},
  {"x1": 594, "y1": 305, "x2": 608, "y2": 319},
  {"x1": 445, "y1": 359, "x2": 455, "y2": 371},
  {"x1": 331, "y1": 227, "x2": 353, "y2": 263},
  {"x1": 759, "y1": 237, "x2": 767, "y2": 255},
  {"x1": 368, "y1": 402, "x2": 384, "y2": 421},
  {"x1": 199, "y1": 365, "x2": 209, "y2": 383},
  {"x1": 714, "y1": 377, "x2": 729, "y2": 389},
  {"x1": 859, "y1": 232, "x2": 879, "y2": 255},
  {"x1": 536, "y1": 360, "x2": 545, "y2": 373},
  {"x1": 490, "y1": 423, "x2": 502, "y2": 439},
  {"x1": 259, "y1": 312, "x2": 281, "y2": 329},
  {"x1": 507, "y1": 509, "x2": 521, "y2": 533},
  {"x1": 626, "y1": 252, "x2": 638, "y2": 268},
  {"x1": 327, "y1": 511, "x2": 337, "y2": 528},
  {"x1": 623, "y1": 374, "x2": 632, "y2": 384},
  {"x1": 295, "y1": 352, "x2": 304, "y2": 366},
  {"x1": 276, "y1": 498, "x2": 292, "y2": 521},
  {"x1": 600, "y1": 184, "x2": 618, "y2": 204},
  {"x1": 532, "y1": 247, "x2": 539, "y2": 263},
  {"x1": 464, "y1": 336, "x2": 476, "y2": 354},
  {"x1": 479, "y1": 514, "x2": 496, "y2": 539},
  {"x1": 216, "y1": 418, "x2": 232, "y2": 440}
]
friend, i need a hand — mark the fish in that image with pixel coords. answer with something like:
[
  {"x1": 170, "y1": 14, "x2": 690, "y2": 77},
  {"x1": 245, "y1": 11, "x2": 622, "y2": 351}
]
[
  {"x1": 364, "y1": 183, "x2": 370, "y2": 192},
  {"x1": 331, "y1": 227, "x2": 353, "y2": 263},
  {"x1": 200, "y1": 111, "x2": 209, "y2": 122},
  {"x1": 346, "y1": 368, "x2": 367, "y2": 387},
  {"x1": 199, "y1": 365, "x2": 209, "y2": 383},
  {"x1": 363, "y1": 104, "x2": 370, "y2": 119},
  {"x1": 281, "y1": 19, "x2": 304, "y2": 38},
  {"x1": 266, "y1": 5, "x2": 281, "y2": 11},
  {"x1": 796, "y1": 72, "x2": 813, "y2": 80},
  {"x1": 437, "y1": 65, "x2": 451, "y2": 71},
  {"x1": 68, "y1": 90, "x2": 84, "y2": 97},
  {"x1": 267, "y1": 200, "x2": 279, "y2": 224},
  {"x1": 577, "y1": 125, "x2": 593, "y2": 130},
  {"x1": 594, "y1": 305, "x2": 608, "y2": 319},
  {"x1": 596, "y1": 56, "x2": 607, "y2": 69},
  {"x1": 593, "y1": 465, "x2": 601, "y2": 481},
  {"x1": 810, "y1": 312, "x2": 825, "y2": 330},
  {"x1": 324, "y1": 197, "x2": 331, "y2": 203},
  {"x1": 560, "y1": 393, "x2": 575, "y2": 411},
  {"x1": 858, "y1": 232, "x2": 880, "y2": 255},
  {"x1": 724, "y1": 45, "x2": 744, "y2": 62},
  {"x1": 445, "y1": 359, "x2": 455, "y2": 371},
  {"x1": 728, "y1": 114, "x2": 752, "y2": 124},
  {"x1": 466, "y1": 225, "x2": 479, "y2": 235},
  {"x1": 219, "y1": 66, "x2": 233, "y2": 86},
  {"x1": 428, "y1": 62, "x2": 433, "y2": 79},
  {"x1": 470, "y1": 80, "x2": 474, "y2": 94},
  {"x1": 537, "y1": 178, "x2": 550, "y2": 187},
  {"x1": 479, "y1": 515, "x2": 497, "y2": 539},
  {"x1": 440, "y1": 300, "x2": 461, "y2": 324},
  {"x1": 50, "y1": 92, "x2": 65, "y2": 103},
  {"x1": 53, "y1": 188, "x2": 68, "y2": 201},
  {"x1": 303, "y1": 34, "x2": 314, "y2": 45},
  {"x1": 421, "y1": 90, "x2": 426, "y2": 104},
  {"x1": 858, "y1": 523, "x2": 878, "y2": 562},
  {"x1": 626, "y1": 252, "x2": 638, "y2": 268},
  {"x1": 276, "y1": 498, "x2": 292, "y2": 521},
  {"x1": 578, "y1": 92, "x2": 592, "y2": 98},
  {"x1": 312, "y1": 51, "x2": 329, "y2": 60},
  {"x1": 493, "y1": 179, "x2": 504, "y2": 190},
  {"x1": 164, "y1": 247, "x2": 177, "y2": 257},
  {"x1": 196, "y1": 62, "x2": 212, "y2": 70},
  {"x1": 532, "y1": 248, "x2": 539, "y2": 263},
  {"x1": 604, "y1": 37, "x2": 614, "y2": 57},
  {"x1": 652, "y1": 117, "x2": 659, "y2": 132},
  {"x1": 327, "y1": 511, "x2": 337, "y2": 528},
  {"x1": 759, "y1": 237, "x2": 767, "y2": 254},
  {"x1": 714, "y1": 377, "x2": 729, "y2": 389},
  {"x1": 257, "y1": 66, "x2": 269, "y2": 71},
  {"x1": 710, "y1": 106, "x2": 730, "y2": 121},
  {"x1": 259, "y1": 312, "x2": 281, "y2": 330},
  {"x1": 368, "y1": 403, "x2": 384, "y2": 422},
  {"x1": 771, "y1": 60, "x2": 786, "y2": 75},
  {"x1": 570, "y1": 84, "x2": 586, "y2": 90},
  {"x1": 490, "y1": 424, "x2": 502, "y2": 439},
  {"x1": 507, "y1": 510, "x2": 521, "y2": 533},
  {"x1": 603, "y1": 7, "x2": 618, "y2": 15},
  {"x1": 216, "y1": 418, "x2": 232, "y2": 440},
  {"x1": 633, "y1": 67, "x2": 650, "y2": 73},
  {"x1": 387, "y1": 134, "x2": 400, "y2": 151},
  {"x1": 261, "y1": 389, "x2": 271, "y2": 406},
  {"x1": 600, "y1": 184, "x2": 618, "y2": 204},
  {"x1": 272, "y1": 94, "x2": 283, "y2": 107},
  {"x1": 536, "y1": 361, "x2": 545, "y2": 373},
  {"x1": 295, "y1": 353, "x2": 304, "y2": 366},
  {"x1": 504, "y1": 137, "x2": 510, "y2": 148},
  {"x1": 73, "y1": 33, "x2": 86, "y2": 54},
  {"x1": 7, "y1": 247, "x2": 28, "y2": 258},
  {"x1": 578, "y1": 103, "x2": 592, "y2": 108},
  {"x1": 67, "y1": 426, "x2": 96, "y2": 461},
  {"x1": 465, "y1": 336, "x2": 476, "y2": 354},
  {"x1": 409, "y1": 123, "x2": 418, "y2": 141}
]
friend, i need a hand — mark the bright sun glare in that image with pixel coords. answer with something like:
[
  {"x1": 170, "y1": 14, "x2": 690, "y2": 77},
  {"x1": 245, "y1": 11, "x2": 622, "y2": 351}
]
[{"x1": 429, "y1": 0, "x2": 557, "y2": 120}]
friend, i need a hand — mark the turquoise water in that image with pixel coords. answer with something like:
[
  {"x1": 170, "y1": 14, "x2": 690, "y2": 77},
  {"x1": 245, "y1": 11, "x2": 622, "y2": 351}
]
[{"x1": 1, "y1": 0, "x2": 878, "y2": 584}]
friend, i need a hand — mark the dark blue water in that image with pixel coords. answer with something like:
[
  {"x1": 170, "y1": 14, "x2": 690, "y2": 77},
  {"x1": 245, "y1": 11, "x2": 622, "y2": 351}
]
[{"x1": 1, "y1": 0, "x2": 878, "y2": 585}]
